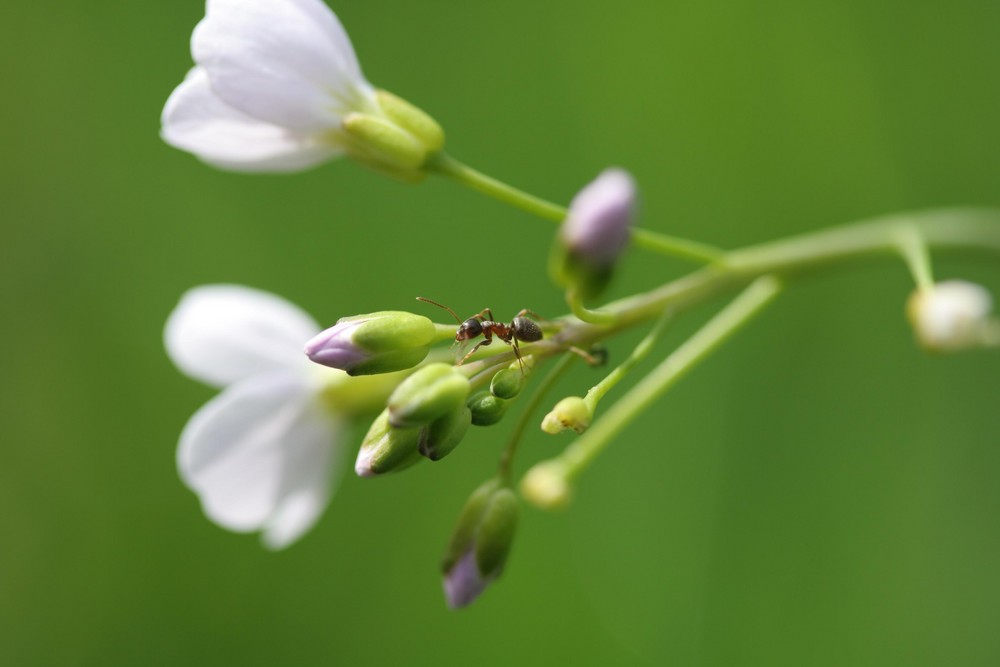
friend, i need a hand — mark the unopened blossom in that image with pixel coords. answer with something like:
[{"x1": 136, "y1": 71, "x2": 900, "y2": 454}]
[
  {"x1": 441, "y1": 480, "x2": 519, "y2": 609},
  {"x1": 305, "y1": 311, "x2": 437, "y2": 376},
  {"x1": 562, "y1": 168, "x2": 637, "y2": 265},
  {"x1": 166, "y1": 284, "x2": 371, "y2": 548},
  {"x1": 907, "y1": 280, "x2": 997, "y2": 352},
  {"x1": 161, "y1": 0, "x2": 443, "y2": 176},
  {"x1": 551, "y1": 168, "x2": 638, "y2": 299}
]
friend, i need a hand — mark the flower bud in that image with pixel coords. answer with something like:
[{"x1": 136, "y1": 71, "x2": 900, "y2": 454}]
[
  {"x1": 541, "y1": 396, "x2": 592, "y2": 434},
  {"x1": 550, "y1": 168, "x2": 637, "y2": 299},
  {"x1": 467, "y1": 391, "x2": 508, "y2": 426},
  {"x1": 305, "y1": 311, "x2": 435, "y2": 376},
  {"x1": 906, "y1": 280, "x2": 996, "y2": 352},
  {"x1": 441, "y1": 479, "x2": 519, "y2": 609},
  {"x1": 490, "y1": 367, "x2": 525, "y2": 399},
  {"x1": 419, "y1": 407, "x2": 472, "y2": 461},
  {"x1": 520, "y1": 460, "x2": 572, "y2": 511},
  {"x1": 387, "y1": 363, "x2": 470, "y2": 429},
  {"x1": 355, "y1": 410, "x2": 421, "y2": 477}
]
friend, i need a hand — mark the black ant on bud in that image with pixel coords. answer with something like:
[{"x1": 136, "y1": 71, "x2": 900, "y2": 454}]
[{"x1": 417, "y1": 297, "x2": 544, "y2": 371}]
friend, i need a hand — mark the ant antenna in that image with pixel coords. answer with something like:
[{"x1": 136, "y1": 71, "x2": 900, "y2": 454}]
[{"x1": 416, "y1": 296, "x2": 462, "y2": 324}]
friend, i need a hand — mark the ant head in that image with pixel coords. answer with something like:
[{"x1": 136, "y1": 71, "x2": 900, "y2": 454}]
[{"x1": 457, "y1": 318, "x2": 483, "y2": 341}]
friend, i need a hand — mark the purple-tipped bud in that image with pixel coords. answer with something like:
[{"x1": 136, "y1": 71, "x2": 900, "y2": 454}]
[
  {"x1": 562, "y1": 168, "x2": 637, "y2": 264},
  {"x1": 551, "y1": 169, "x2": 637, "y2": 299},
  {"x1": 441, "y1": 480, "x2": 519, "y2": 609},
  {"x1": 305, "y1": 311, "x2": 435, "y2": 376},
  {"x1": 355, "y1": 410, "x2": 422, "y2": 477}
]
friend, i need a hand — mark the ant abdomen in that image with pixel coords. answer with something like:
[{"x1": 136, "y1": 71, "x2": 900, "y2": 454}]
[{"x1": 512, "y1": 316, "x2": 543, "y2": 342}]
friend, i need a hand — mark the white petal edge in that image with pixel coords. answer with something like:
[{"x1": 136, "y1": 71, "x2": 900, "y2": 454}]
[
  {"x1": 161, "y1": 68, "x2": 341, "y2": 172},
  {"x1": 165, "y1": 283, "x2": 320, "y2": 388},
  {"x1": 192, "y1": 0, "x2": 376, "y2": 132},
  {"x1": 178, "y1": 372, "x2": 339, "y2": 548}
]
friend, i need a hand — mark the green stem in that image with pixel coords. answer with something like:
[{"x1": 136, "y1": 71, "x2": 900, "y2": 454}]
[
  {"x1": 893, "y1": 225, "x2": 935, "y2": 290},
  {"x1": 566, "y1": 288, "x2": 619, "y2": 325},
  {"x1": 584, "y1": 309, "x2": 672, "y2": 409},
  {"x1": 426, "y1": 209, "x2": 1000, "y2": 381},
  {"x1": 426, "y1": 153, "x2": 726, "y2": 263},
  {"x1": 498, "y1": 352, "x2": 579, "y2": 482},
  {"x1": 555, "y1": 276, "x2": 782, "y2": 485},
  {"x1": 426, "y1": 153, "x2": 565, "y2": 222}
]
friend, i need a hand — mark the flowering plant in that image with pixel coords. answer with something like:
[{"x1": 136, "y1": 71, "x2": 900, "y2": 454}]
[{"x1": 162, "y1": 0, "x2": 1000, "y2": 608}]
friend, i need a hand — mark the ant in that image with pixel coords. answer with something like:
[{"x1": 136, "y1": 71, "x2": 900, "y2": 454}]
[{"x1": 417, "y1": 297, "x2": 543, "y2": 371}]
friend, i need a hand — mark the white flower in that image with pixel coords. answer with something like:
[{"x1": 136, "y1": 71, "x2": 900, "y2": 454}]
[
  {"x1": 161, "y1": 0, "x2": 443, "y2": 174},
  {"x1": 165, "y1": 284, "x2": 345, "y2": 549},
  {"x1": 906, "y1": 280, "x2": 997, "y2": 352}
]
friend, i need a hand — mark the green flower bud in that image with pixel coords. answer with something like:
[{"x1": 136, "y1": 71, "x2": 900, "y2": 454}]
[
  {"x1": 467, "y1": 390, "x2": 508, "y2": 426},
  {"x1": 306, "y1": 311, "x2": 436, "y2": 376},
  {"x1": 355, "y1": 410, "x2": 422, "y2": 477},
  {"x1": 388, "y1": 363, "x2": 470, "y2": 429},
  {"x1": 490, "y1": 367, "x2": 525, "y2": 399},
  {"x1": 419, "y1": 406, "x2": 472, "y2": 461},
  {"x1": 541, "y1": 396, "x2": 592, "y2": 434},
  {"x1": 442, "y1": 479, "x2": 519, "y2": 608}
]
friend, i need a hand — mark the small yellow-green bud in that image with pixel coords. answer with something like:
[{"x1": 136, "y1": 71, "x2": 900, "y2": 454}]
[
  {"x1": 520, "y1": 460, "x2": 572, "y2": 511},
  {"x1": 489, "y1": 368, "x2": 525, "y2": 399},
  {"x1": 441, "y1": 479, "x2": 519, "y2": 608},
  {"x1": 419, "y1": 407, "x2": 472, "y2": 461},
  {"x1": 375, "y1": 90, "x2": 445, "y2": 154},
  {"x1": 388, "y1": 363, "x2": 470, "y2": 429},
  {"x1": 306, "y1": 311, "x2": 436, "y2": 376},
  {"x1": 467, "y1": 390, "x2": 508, "y2": 426},
  {"x1": 355, "y1": 410, "x2": 421, "y2": 477},
  {"x1": 541, "y1": 396, "x2": 592, "y2": 434}
]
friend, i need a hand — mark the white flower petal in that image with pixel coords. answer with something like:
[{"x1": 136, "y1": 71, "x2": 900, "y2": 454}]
[
  {"x1": 192, "y1": 0, "x2": 375, "y2": 132},
  {"x1": 165, "y1": 284, "x2": 320, "y2": 388},
  {"x1": 178, "y1": 372, "x2": 339, "y2": 546},
  {"x1": 161, "y1": 68, "x2": 340, "y2": 172}
]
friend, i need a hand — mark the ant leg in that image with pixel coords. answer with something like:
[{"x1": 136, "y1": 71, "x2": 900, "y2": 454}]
[
  {"x1": 459, "y1": 338, "x2": 491, "y2": 365},
  {"x1": 515, "y1": 308, "x2": 544, "y2": 321},
  {"x1": 567, "y1": 345, "x2": 607, "y2": 366},
  {"x1": 511, "y1": 337, "x2": 529, "y2": 374},
  {"x1": 474, "y1": 308, "x2": 495, "y2": 322}
]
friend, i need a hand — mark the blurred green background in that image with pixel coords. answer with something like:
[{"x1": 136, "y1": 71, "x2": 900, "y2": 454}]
[{"x1": 3, "y1": 0, "x2": 999, "y2": 664}]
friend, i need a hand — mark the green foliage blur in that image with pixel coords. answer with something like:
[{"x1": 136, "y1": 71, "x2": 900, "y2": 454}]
[{"x1": 2, "y1": 0, "x2": 999, "y2": 664}]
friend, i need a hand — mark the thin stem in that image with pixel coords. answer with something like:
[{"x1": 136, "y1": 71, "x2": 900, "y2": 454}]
[
  {"x1": 553, "y1": 276, "x2": 783, "y2": 485},
  {"x1": 632, "y1": 229, "x2": 727, "y2": 264},
  {"x1": 893, "y1": 225, "x2": 935, "y2": 290},
  {"x1": 498, "y1": 352, "x2": 579, "y2": 482},
  {"x1": 426, "y1": 153, "x2": 565, "y2": 222},
  {"x1": 427, "y1": 153, "x2": 726, "y2": 263},
  {"x1": 566, "y1": 289, "x2": 619, "y2": 325},
  {"x1": 426, "y1": 209, "x2": 1000, "y2": 383},
  {"x1": 584, "y1": 308, "x2": 672, "y2": 409}
]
